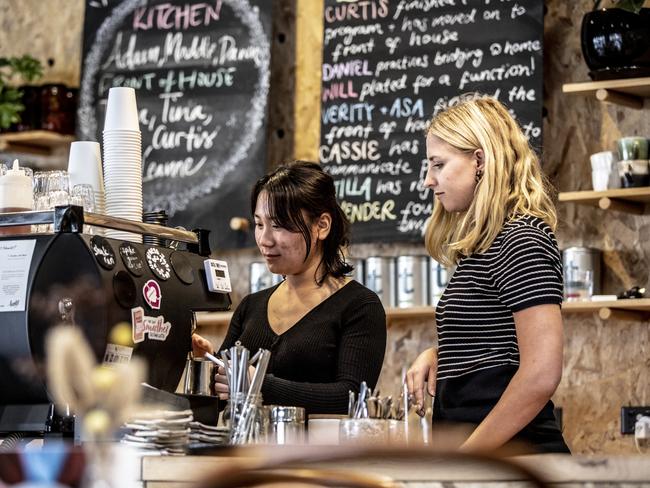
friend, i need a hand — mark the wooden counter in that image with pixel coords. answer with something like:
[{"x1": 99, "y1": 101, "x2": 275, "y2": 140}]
[{"x1": 139, "y1": 449, "x2": 650, "y2": 488}]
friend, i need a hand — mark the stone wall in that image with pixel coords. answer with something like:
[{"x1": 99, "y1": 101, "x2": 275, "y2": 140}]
[{"x1": 2, "y1": 0, "x2": 649, "y2": 454}]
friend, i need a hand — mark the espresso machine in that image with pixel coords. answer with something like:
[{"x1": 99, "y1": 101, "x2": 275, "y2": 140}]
[{"x1": 0, "y1": 206, "x2": 231, "y2": 436}]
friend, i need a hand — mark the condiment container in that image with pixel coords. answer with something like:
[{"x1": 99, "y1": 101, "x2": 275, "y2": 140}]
[
  {"x1": 396, "y1": 255, "x2": 429, "y2": 308},
  {"x1": 0, "y1": 159, "x2": 33, "y2": 235},
  {"x1": 268, "y1": 406, "x2": 305, "y2": 445}
]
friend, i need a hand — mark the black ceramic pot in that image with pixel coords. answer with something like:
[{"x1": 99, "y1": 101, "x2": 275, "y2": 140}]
[{"x1": 581, "y1": 8, "x2": 650, "y2": 79}]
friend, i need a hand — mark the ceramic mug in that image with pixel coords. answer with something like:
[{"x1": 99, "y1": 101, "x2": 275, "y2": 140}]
[
  {"x1": 617, "y1": 159, "x2": 650, "y2": 188},
  {"x1": 617, "y1": 137, "x2": 649, "y2": 161}
]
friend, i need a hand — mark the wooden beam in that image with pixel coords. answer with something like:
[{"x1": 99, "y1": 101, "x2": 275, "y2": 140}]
[
  {"x1": 598, "y1": 307, "x2": 648, "y2": 321},
  {"x1": 598, "y1": 197, "x2": 645, "y2": 214},
  {"x1": 595, "y1": 88, "x2": 643, "y2": 109}
]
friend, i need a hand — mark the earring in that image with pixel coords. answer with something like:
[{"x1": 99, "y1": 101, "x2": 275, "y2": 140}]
[{"x1": 475, "y1": 169, "x2": 483, "y2": 183}]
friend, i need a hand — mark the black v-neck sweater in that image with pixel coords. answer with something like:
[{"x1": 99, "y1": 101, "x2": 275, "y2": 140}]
[{"x1": 218, "y1": 280, "x2": 386, "y2": 414}]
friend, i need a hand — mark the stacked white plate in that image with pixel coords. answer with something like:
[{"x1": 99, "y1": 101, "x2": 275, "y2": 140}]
[
  {"x1": 189, "y1": 421, "x2": 230, "y2": 446},
  {"x1": 122, "y1": 410, "x2": 193, "y2": 455},
  {"x1": 102, "y1": 87, "x2": 143, "y2": 243}
]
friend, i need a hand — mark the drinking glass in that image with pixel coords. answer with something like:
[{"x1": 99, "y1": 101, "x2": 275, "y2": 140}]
[
  {"x1": 33, "y1": 193, "x2": 51, "y2": 233},
  {"x1": 33, "y1": 171, "x2": 51, "y2": 196},
  {"x1": 45, "y1": 170, "x2": 70, "y2": 194},
  {"x1": 71, "y1": 184, "x2": 96, "y2": 234},
  {"x1": 45, "y1": 170, "x2": 70, "y2": 212},
  {"x1": 339, "y1": 418, "x2": 389, "y2": 445},
  {"x1": 71, "y1": 184, "x2": 96, "y2": 212},
  {"x1": 564, "y1": 268, "x2": 593, "y2": 301}
]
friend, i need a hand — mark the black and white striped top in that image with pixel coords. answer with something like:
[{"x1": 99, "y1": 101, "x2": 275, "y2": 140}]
[{"x1": 436, "y1": 215, "x2": 563, "y2": 381}]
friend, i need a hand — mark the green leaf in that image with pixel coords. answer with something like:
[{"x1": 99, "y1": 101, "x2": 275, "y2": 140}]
[
  {"x1": 613, "y1": 0, "x2": 646, "y2": 13},
  {"x1": 8, "y1": 55, "x2": 43, "y2": 82},
  {"x1": 0, "y1": 101, "x2": 24, "y2": 129}
]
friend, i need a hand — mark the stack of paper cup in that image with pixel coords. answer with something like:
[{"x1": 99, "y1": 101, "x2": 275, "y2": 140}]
[
  {"x1": 102, "y1": 87, "x2": 142, "y2": 243},
  {"x1": 68, "y1": 141, "x2": 106, "y2": 213}
]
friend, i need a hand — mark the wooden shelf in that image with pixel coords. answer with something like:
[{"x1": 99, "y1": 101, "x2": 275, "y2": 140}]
[
  {"x1": 0, "y1": 130, "x2": 74, "y2": 155},
  {"x1": 562, "y1": 77, "x2": 650, "y2": 109},
  {"x1": 196, "y1": 301, "x2": 650, "y2": 327},
  {"x1": 562, "y1": 298, "x2": 650, "y2": 321},
  {"x1": 558, "y1": 187, "x2": 650, "y2": 214},
  {"x1": 195, "y1": 307, "x2": 437, "y2": 328}
]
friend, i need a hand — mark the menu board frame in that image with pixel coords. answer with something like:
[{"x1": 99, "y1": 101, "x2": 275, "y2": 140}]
[
  {"x1": 78, "y1": 0, "x2": 273, "y2": 250},
  {"x1": 319, "y1": 0, "x2": 544, "y2": 244}
]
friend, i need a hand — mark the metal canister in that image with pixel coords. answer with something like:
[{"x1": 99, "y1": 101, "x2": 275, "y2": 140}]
[
  {"x1": 142, "y1": 210, "x2": 169, "y2": 247},
  {"x1": 268, "y1": 406, "x2": 306, "y2": 445},
  {"x1": 429, "y1": 257, "x2": 450, "y2": 306},
  {"x1": 364, "y1": 256, "x2": 396, "y2": 307},
  {"x1": 182, "y1": 357, "x2": 215, "y2": 396},
  {"x1": 249, "y1": 262, "x2": 283, "y2": 293},
  {"x1": 396, "y1": 256, "x2": 429, "y2": 308},
  {"x1": 346, "y1": 257, "x2": 365, "y2": 285},
  {"x1": 562, "y1": 247, "x2": 601, "y2": 295}
]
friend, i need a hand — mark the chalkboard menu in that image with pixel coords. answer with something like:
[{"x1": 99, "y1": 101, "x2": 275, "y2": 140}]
[
  {"x1": 79, "y1": 0, "x2": 272, "y2": 250},
  {"x1": 319, "y1": 0, "x2": 543, "y2": 243}
]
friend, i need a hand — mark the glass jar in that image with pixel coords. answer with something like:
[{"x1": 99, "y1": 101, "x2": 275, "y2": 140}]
[
  {"x1": 226, "y1": 392, "x2": 266, "y2": 444},
  {"x1": 339, "y1": 418, "x2": 388, "y2": 445},
  {"x1": 41, "y1": 83, "x2": 76, "y2": 134}
]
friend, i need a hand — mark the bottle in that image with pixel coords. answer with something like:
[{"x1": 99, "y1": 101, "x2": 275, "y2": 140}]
[{"x1": 0, "y1": 159, "x2": 34, "y2": 235}]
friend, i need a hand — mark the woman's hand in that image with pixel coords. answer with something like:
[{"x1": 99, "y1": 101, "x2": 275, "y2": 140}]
[
  {"x1": 406, "y1": 347, "x2": 437, "y2": 415},
  {"x1": 214, "y1": 366, "x2": 229, "y2": 400},
  {"x1": 191, "y1": 333, "x2": 214, "y2": 358},
  {"x1": 214, "y1": 364, "x2": 256, "y2": 401}
]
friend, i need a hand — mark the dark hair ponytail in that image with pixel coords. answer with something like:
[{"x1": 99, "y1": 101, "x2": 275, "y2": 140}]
[{"x1": 251, "y1": 161, "x2": 352, "y2": 285}]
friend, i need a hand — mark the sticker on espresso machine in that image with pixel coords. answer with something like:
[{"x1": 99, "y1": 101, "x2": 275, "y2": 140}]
[
  {"x1": 131, "y1": 306, "x2": 171, "y2": 343},
  {"x1": 90, "y1": 235, "x2": 116, "y2": 270},
  {"x1": 142, "y1": 279, "x2": 162, "y2": 310},
  {"x1": 119, "y1": 242, "x2": 144, "y2": 276},
  {"x1": 0, "y1": 239, "x2": 36, "y2": 313},
  {"x1": 145, "y1": 247, "x2": 171, "y2": 280},
  {"x1": 203, "y1": 259, "x2": 232, "y2": 293},
  {"x1": 103, "y1": 343, "x2": 133, "y2": 365}
]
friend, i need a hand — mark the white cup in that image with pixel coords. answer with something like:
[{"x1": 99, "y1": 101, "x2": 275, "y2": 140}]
[
  {"x1": 591, "y1": 170, "x2": 609, "y2": 191},
  {"x1": 68, "y1": 141, "x2": 105, "y2": 194},
  {"x1": 590, "y1": 151, "x2": 615, "y2": 171},
  {"x1": 104, "y1": 87, "x2": 140, "y2": 131}
]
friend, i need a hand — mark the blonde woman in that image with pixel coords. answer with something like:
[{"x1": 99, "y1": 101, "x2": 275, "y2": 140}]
[{"x1": 406, "y1": 96, "x2": 570, "y2": 453}]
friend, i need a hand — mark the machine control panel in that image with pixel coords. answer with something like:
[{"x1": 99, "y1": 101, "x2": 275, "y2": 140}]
[{"x1": 203, "y1": 259, "x2": 232, "y2": 293}]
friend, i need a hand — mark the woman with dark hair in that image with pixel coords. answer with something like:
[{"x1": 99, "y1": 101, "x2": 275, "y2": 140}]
[{"x1": 193, "y1": 161, "x2": 386, "y2": 414}]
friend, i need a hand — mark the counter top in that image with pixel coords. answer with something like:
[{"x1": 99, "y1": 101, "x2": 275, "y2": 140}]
[{"x1": 139, "y1": 448, "x2": 650, "y2": 487}]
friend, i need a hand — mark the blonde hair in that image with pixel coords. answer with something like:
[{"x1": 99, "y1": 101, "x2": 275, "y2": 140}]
[{"x1": 425, "y1": 95, "x2": 557, "y2": 266}]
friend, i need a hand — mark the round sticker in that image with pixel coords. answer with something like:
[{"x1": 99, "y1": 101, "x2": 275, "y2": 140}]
[
  {"x1": 142, "y1": 279, "x2": 162, "y2": 310},
  {"x1": 145, "y1": 247, "x2": 171, "y2": 281},
  {"x1": 119, "y1": 242, "x2": 145, "y2": 277},
  {"x1": 90, "y1": 235, "x2": 116, "y2": 270},
  {"x1": 170, "y1": 252, "x2": 195, "y2": 285},
  {"x1": 113, "y1": 271, "x2": 137, "y2": 309}
]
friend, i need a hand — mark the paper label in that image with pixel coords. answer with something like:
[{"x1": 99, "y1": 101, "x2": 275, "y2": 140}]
[
  {"x1": 103, "y1": 343, "x2": 133, "y2": 365},
  {"x1": 0, "y1": 239, "x2": 36, "y2": 312}
]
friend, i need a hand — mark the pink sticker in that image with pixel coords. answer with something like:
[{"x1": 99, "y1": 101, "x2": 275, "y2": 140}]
[
  {"x1": 132, "y1": 307, "x2": 145, "y2": 343},
  {"x1": 143, "y1": 279, "x2": 162, "y2": 310},
  {"x1": 131, "y1": 306, "x2": 172, "y2": 343}
]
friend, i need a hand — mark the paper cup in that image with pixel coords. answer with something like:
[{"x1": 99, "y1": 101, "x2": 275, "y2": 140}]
[
  {"x1": 68, "y1": 141, "x2": 105, "y2": 194},
  {"x1": 104, "y1": 87, "x2": 140, "y2": 131}
]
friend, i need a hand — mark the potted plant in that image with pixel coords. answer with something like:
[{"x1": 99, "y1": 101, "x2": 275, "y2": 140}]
[
  {"x1": 0, "y1": 55, "x2": 43, "y2": 131},
  {"x1": 581, "y1": 0, "x2": 650, "y2": 79}
]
